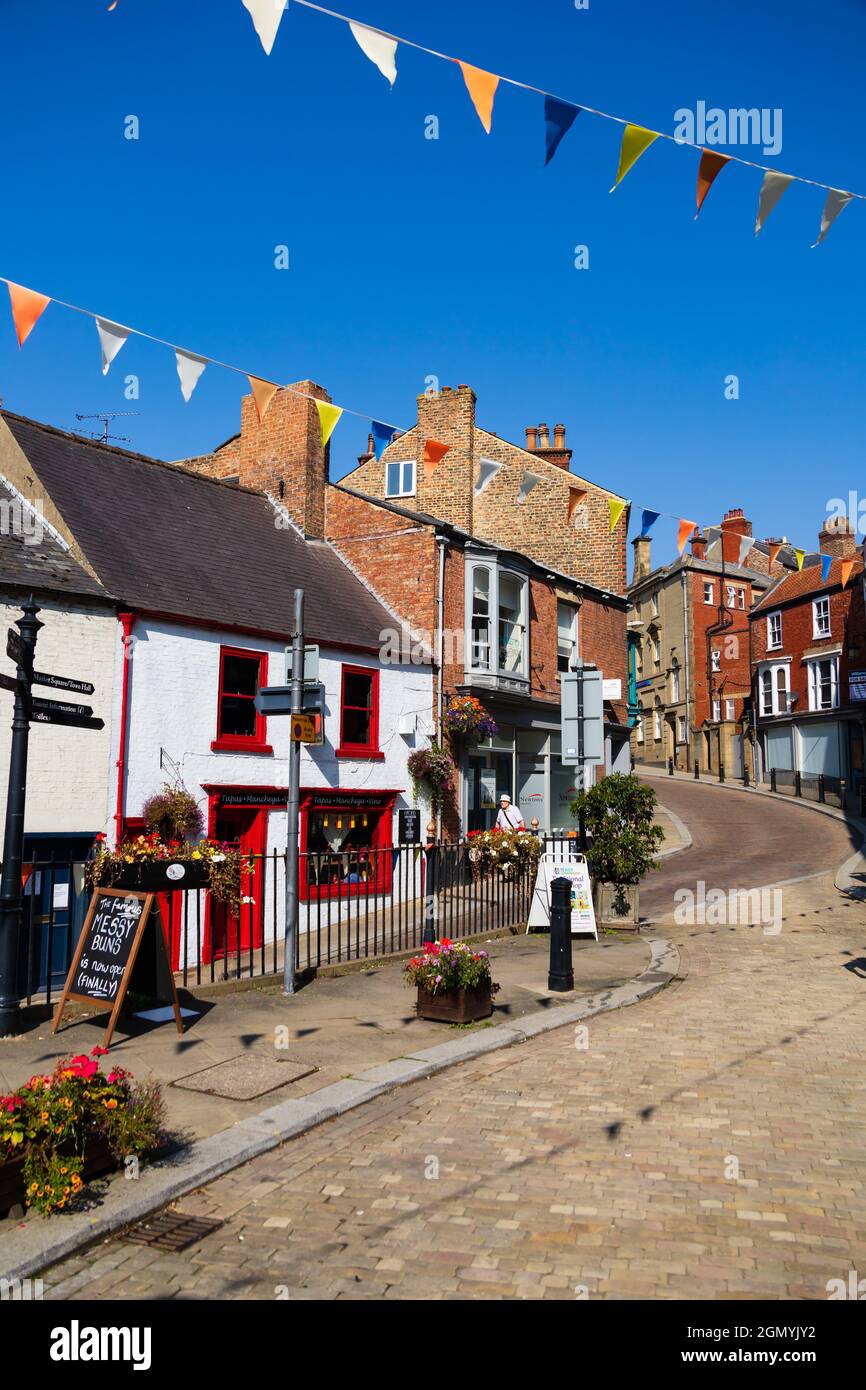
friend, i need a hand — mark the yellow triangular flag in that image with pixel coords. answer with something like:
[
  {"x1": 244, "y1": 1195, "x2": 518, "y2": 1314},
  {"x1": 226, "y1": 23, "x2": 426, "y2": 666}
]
[
  {"x1": 609, "y1": 498, "x2": 627, "y2": 531},
  {"x1": 458, "y1": 62, "x2": 499, "y2": 134},
  {"x1": 795, "y1": 548, "x2": 805, "y2": 571},
  {"x1": 611, "y1": 125, "x2": 659, "y2": 190},
  {"x1": 315, "y1": 399, "x2": 343, "y2": 447}
]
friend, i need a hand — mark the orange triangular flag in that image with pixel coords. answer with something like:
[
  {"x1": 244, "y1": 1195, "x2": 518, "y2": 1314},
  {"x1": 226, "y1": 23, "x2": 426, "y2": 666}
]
[
  {"x1": 6, "y1": 281, "x2": 51, "y2": 347},
  {"x1": 767, "y1": 542, "x2": 782, "y2": 569},
  {"x1": 841, "y1": 558, "x2": 855, "y2": 590},
  {"x1": 678, "y1": 519, "x2": 697, "y2": 554},
  {"x1": 696, "y1": 151, "x2": 730, "y2": 218},
  {"x1": 423, "y1": 439, "x2": 450, "y2": 466},
  {"x1": 567, "y1": 487, "x2": 587, "y2": 523},
  {"x1": 458, "y1": 61, "x2": 499, "y2": 134},
  {"x1": 248, "y1": 375, "x2": 278, "y2": 424}
]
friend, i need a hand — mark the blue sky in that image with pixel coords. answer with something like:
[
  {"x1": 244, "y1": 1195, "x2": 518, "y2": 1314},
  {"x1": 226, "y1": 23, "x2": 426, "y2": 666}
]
[{"x1": 1, "y1": 0, "x2": 865, "y2": 565}]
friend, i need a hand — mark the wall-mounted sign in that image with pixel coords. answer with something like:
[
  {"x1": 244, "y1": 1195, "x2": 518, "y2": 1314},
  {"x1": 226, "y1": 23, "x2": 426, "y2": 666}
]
[
  {"x1": 219, "y1": 790, "x2": 287, "y2": 808},
  {"x1": 398, "y1": 808, "x2": 421, "y2": 844},
  {"x1": 602, "y1": 679, "x2": 622, "y2": 700},
  {"x1": 850, "y1": 671, "x2": 866, "y2": 703}
]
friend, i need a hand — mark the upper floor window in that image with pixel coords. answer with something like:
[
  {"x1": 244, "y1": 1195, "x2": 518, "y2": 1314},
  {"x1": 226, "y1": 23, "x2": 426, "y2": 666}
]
[
  {"x1": 212, "y1": 647, "x2": 272, "y2": 753},
  {"x1": 726, "y1": 584, "x2": 736, "y2": 609},
  {"x1": 711, "y1": 649, "x2": 721, "y2": 672},
  {"x1": 467, "y1": 561, "x2": 528, "y2": 679},
  {"x1": 725, "y1": 698, "x2": 735, "y2": 721},
  {"x1": 712, "y1": 699, "x2": 721, "y2": 722},
  {"x1": 670, "y1": 658, "x2": 681, "y2": 702},
  {"x1": 807, "y1": 656, "x2": 838, "y2": 711},
  {"x1": 650, "y1": 591, "x2": 659, "y2": 617},
  {"x1": 653, "y1": 707, "x2": 662, "y2": 739},
  {"x1": 557, "y1": 601, "x2": 579, "y2": 674},
  {"x1": 759, "y1": 661, "x2": 789, "y2": 717},
  {"x1": 813, "y1": 596, "x2": 831, "y2": 639},
  {"x1": 385, "y1": 460, "x2": 415, "y2": 498},
  {"x1": 738, "y1": 589, "x2": 746, "y2": 610},
  {"x1": 651, "y1": 633, "x2": 660, "y2": 667},
  {"x1": 636, "y1": 711, "x2": 645, "y2": 743},
  {"x1": 767, "y1": 611, "x2": 782, "y2": 650},
  {"x1": 337, "y1": 665, "x2": 382, "y2": 758},
  {"x1": 703, "y1": 581, "x2": 714, "y2": 604}
]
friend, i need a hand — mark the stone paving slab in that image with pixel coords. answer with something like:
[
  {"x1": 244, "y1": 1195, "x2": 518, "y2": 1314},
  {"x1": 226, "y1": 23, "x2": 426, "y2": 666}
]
[{"x1": 173, "y1": 1054, "x2": 317, "y2": 1099}]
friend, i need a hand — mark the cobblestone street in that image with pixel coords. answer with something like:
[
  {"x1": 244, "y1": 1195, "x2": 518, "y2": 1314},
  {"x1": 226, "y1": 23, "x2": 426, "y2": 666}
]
[{"x1": 41, "y1": 783, "x2": 866, "y2": 1300}]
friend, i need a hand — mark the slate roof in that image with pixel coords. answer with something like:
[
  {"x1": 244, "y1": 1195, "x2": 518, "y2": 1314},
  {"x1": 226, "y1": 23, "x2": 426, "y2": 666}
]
[
  {"x1": 0, "y1": 491, "x2": 110, "y2": 602},
  {"x1": 752, "y1": 554, "x2": 864, "y2": 612},
  {"x1": 2, "y1": 413, "x2": 394, "y2": 650}
]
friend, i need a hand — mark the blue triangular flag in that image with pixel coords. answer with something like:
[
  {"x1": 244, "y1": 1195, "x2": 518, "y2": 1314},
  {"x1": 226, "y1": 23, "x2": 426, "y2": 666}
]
[
  {"x1": 820, "y1": 553, "x2": 832, "y2": 583},
  {"x1": 544, "y1": 95, "x2": 580, "y2": 166},
  {"x1": 640, "y1": 509, "x2": 660, "y2": 537},
  {"x1": 372, "y1": 420, "x2": 397, "y2": 460}
]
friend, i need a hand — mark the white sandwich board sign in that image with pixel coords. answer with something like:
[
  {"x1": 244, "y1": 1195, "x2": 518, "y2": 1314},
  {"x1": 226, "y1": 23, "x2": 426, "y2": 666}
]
[{"x1": 527, "y1": 850, "x2": 598, "y2": 939}]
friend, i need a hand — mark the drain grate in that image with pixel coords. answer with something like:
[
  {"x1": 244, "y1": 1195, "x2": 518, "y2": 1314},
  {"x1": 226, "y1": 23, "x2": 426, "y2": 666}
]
[{"x1": 124, "y1": 1211, "x2": 224, "y2": 1252}]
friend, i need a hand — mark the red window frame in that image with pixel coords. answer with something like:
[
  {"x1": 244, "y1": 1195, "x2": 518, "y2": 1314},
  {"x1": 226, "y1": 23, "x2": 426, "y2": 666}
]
[
  {"x1": 211, "y1": 646, "x2": 273, "y2": 754},
  {"x1": 336, "y1": 664, "x2": 383, "y2": 760},
  {"x1": 299, "y1": 792, "x2": 395, "y2": 900}
]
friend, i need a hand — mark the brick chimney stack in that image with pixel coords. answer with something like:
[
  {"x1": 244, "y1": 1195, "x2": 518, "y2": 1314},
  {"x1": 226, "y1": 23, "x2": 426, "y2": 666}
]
[
  {"x1": 414, "y1": 383, "x2": 476, "y2": 530},
  {"x1": 525, "y1": 419, "x2": 573, "y2": 471},
  {"x1": 818, "y1": 514, "x2": 858, "y2": 561},
  {"x1": 633, "y1": 534, "x2": 652, "y2": 581},
  {"x1": 691, "y1": 531, "x2": 707, "y2": 560},
  {"x1": 720, "y1": 506, "x2": 753, "y2": 566}
]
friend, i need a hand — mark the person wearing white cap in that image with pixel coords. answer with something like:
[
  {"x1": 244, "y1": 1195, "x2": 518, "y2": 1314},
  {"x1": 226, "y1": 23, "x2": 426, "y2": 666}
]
[{"x1": 495, "y1": 793, "x2": 525, "y2": 832}]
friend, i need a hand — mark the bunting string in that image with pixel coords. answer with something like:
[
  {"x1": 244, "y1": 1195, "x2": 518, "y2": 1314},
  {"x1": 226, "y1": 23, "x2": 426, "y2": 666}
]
[
  {"x1": 1, "y1": 273, "x2": 857, "y2": 581},
  {"x1": 239, "y1": 0, "x2": 866, "y2": 244}
]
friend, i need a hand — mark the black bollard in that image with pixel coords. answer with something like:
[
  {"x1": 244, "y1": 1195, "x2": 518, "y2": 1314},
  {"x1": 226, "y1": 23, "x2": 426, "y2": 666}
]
[{"x1": 548, "y1": 877, "x2": 574, "y2": 992}]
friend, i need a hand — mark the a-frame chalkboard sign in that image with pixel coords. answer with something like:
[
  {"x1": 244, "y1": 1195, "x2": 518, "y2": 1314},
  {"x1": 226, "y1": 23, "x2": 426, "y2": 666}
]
[{"x1": 52, "y1": 888, "x2": 184, "y2": 1049}]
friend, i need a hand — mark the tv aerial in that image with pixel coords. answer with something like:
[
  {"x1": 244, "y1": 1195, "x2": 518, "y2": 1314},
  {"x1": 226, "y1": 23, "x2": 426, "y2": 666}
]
[{"x1": 74, "y1": 411, "x2": 140, "y2": 445}]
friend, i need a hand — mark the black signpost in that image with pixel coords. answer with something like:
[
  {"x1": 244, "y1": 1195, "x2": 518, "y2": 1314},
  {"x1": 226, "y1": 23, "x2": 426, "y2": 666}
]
[{"x1": 0, "y1": 598, "x2": 106, "y2": 1036}]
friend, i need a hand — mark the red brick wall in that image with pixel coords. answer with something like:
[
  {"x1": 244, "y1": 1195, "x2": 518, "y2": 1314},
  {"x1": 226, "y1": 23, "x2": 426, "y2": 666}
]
[
  {"x1": 751, "y1": 570, "x2": 866, "y2": 711},
  {"x1": 580, "y1": 593, "x2": 629, "y2": 722},
  {"x1": 691, "y1": 570, "x2": 754, "y2": 725}
]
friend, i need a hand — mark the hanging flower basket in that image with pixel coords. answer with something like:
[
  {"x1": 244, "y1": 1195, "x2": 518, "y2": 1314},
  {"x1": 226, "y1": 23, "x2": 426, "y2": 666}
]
[
  {"x1": 87, "y1": 834, "x2": 246, "y2": 908},
  {"x1": 442, "y1": 695, "x2": 498, "y2": 745}
]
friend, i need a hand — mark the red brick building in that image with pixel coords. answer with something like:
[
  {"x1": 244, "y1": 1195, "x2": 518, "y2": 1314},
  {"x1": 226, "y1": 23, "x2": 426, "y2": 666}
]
[
  {"x1": 750, "y1": 519, "x2": 866, "y2": 799},
  {"x1": 184, "y1": 381, "x2": 631, "y2": 834},
  {"x1": 630, "y1": 508, "x2": 792, "y2": 775}
]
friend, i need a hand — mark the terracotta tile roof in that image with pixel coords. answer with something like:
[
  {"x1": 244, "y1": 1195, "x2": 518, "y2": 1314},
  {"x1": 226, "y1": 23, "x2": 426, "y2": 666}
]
[
  {"x1": 752, "y1": 554, "x2": 864, "y2": 611},
  {"x1": 3, "y1": 413, "x2": 395, "y2": 650}
]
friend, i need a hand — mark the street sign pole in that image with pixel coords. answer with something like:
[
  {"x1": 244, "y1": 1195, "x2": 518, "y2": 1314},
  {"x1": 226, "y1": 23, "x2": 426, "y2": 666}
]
[
  {"x1": 283, "y1": 588, "x2": 304, "y2": 997},
  {"x1": 0, "y1": 597, "x2": 42, "y2": 1035},
  {"x1": 576, "y1": 664, "x2": 587, "y2": 852}
]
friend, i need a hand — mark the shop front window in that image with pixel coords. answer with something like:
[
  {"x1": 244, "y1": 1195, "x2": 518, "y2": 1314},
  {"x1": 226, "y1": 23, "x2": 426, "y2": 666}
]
[{"x1": 302, "y1": 797, "x2": 393, "y2": 898}]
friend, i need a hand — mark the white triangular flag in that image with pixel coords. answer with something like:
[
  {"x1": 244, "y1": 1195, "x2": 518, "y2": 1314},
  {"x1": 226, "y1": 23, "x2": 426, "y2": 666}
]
[
  {"x1": 176, "y1": 350, "x2": 207, "y2": 403},
  {"x1": 517, "y1": 471, "x2": 542, "y2": 504},
  {"x1": 95, "y1": 318, "x2": 130, "y2": 376},
  {"x1": 475, "y1": 458, "x2": 501, "y2": 494},
  {"x1": 349, "y1": 22, "x2": 397, "y2": 86},
  {"x1": 754, "y1": 171, "x2": 793, "y2": 235},
  {"x1": 737, "y1": 533, "x2": 752, "y2": 566},
  {"x1": 242, "y1": 0, "x2": 286, "y2": 57},
  {"x1": 705, "y1": 526, "x2": 722, "y2": 558},
  {"x1": 813, "y1": 188, "x2": 854, "y2": 247}
]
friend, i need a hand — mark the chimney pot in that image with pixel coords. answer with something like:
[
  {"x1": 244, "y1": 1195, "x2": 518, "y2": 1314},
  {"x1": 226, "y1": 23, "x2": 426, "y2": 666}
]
[
  {"x1": 537, "y1": 422, "x2": 550, "y2": 448},
  {"x1": 525, "y1": 426, "x2": 538, "y2": 451},
  {"x1": 553, "y1": 423, "x2": 566, "y2": 450}
]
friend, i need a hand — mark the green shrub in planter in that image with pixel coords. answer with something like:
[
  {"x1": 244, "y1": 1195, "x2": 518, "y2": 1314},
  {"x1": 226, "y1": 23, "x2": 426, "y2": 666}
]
[{"x1": 570, "y1": 773, "x2": 664, "y2": 922}]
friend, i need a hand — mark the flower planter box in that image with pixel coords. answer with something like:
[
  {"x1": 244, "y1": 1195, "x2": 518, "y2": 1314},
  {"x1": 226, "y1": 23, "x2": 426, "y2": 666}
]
[
  {"x1": 416, "y1": 982, "x2": 493, "y2": 1024},
  {"x1": 593, "y1": 881, "x2": 640, "y2": 929},
  {"x1": 102, "y1": 861, "x2": 211, "y2": 892},
  {"x1": 0, "y1": 1135, "x2": 115, "y2": 1220}
]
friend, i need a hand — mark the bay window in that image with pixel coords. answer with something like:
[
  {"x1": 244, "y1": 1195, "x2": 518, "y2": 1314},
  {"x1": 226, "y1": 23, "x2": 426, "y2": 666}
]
[
  {"x1": 759, "y1": 661, "x2": 789, "y2": 716},
  {"x1": 807, "y1": 656, "x2": 838, "y2": 711},
  {"x1": 557, "y1": 601, "x2": 579, "y2": 674},
  {"x1": 466, "y1": 559, "x2": 528, "y2": 682}
]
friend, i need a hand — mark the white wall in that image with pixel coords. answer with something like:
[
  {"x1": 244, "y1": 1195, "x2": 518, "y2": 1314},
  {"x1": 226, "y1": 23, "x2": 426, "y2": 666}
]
[
  {"x1": 116, "y1": 617, "x2": 434, "y2": 841},
  {"x1": 0, "y1": 597, "x2": 116, "y2": 835}
]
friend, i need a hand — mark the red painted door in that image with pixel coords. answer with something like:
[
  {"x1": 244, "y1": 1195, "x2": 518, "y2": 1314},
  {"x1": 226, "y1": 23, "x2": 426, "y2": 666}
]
[{"x1": 206, "y1": 807, "x2": 265, "y2": 962}]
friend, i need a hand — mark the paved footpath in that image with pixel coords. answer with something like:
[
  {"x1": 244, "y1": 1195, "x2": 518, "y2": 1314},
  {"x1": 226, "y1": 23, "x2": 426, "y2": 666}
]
[{"x1": 43, "y1": 782, "x2": 866, "y2": 1300}]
